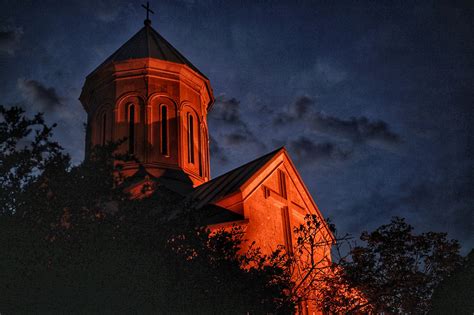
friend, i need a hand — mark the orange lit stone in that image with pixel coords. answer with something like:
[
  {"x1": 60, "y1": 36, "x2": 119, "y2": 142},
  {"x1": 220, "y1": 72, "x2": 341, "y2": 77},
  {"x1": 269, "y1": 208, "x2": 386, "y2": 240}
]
[{"x1": 80, "y1": 56, "x2": 214, "y2": 190}]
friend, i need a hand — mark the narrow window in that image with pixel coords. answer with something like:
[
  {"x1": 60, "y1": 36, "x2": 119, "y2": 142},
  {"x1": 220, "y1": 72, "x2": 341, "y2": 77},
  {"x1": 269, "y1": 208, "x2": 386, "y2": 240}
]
[
  {"x1": 278, "y1": 170, "x2": 287, "y2": 198},
  {"x1": 187, "y1": 114, "x2": 194, "y2": 163},
  {"x1": 128, "y1": 104, "x2": 135, "y2": 154},
  {"x1": 281, "y1": 207, "x2": 293, "y2": 254},
  {"x1": 161, "y1": 105, "x2": 168, "y2": 155},
  {"x1": 101, "y1": 113, "x2": 107, "y2": 145}
]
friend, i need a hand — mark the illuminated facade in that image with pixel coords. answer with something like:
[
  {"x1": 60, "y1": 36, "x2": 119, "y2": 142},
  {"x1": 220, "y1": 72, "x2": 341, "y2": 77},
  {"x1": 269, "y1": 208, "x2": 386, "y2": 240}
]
[
  {"x1": 80, "y1": 18, "x2": 333, "y2": 315},
  {"x1": 80, "y1": 19, "x2": 213, "y2": 190}
]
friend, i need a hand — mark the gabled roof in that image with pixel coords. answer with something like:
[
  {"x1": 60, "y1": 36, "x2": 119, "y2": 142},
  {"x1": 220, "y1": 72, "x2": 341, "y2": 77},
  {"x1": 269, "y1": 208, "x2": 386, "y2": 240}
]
[
  {"x1": 190, "y1": 147, "x2": 284, "y2": 208},
  {"x1": 91, "y1": 21, "x2": 207, "y2": 79},
  {"x1": 190, "y1": 146, "x2": 335, "y2": 241}
]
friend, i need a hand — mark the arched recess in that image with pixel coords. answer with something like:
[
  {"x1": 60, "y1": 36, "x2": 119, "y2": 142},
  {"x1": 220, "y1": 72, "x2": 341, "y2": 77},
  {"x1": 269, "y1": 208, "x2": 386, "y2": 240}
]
[
  {"x1": 200, "y1": 123, "x2": 210, "y2": 179},
  {"x1": 148, "y1": 94, "x2": 178, "y2": 164},
  {"x1": 181, "y1": 104, "x2": 201, "y2": 176},
  {"x1": 115, "y1": 94, "x2": 145, "y2": 158},
  {"x1": 93, "y1": 104, "x2": 113, "y2": 147}
]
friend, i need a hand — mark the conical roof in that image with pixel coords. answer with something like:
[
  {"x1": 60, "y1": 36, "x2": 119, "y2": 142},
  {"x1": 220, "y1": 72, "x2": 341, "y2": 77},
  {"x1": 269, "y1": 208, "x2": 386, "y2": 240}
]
[{"x1": 91, "y1": 21, "x2": 207, "y2": 79}]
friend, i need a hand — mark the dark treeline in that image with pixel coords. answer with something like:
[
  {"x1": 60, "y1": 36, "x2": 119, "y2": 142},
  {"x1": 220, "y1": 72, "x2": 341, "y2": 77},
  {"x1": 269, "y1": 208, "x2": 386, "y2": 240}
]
[{"x1": 0, "y1": 106, "x2": 294, "y2": 313}]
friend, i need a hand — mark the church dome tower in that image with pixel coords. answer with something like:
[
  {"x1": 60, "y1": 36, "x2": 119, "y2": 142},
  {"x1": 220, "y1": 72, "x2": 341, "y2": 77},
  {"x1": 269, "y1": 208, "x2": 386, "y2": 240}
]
[{"x1": 80, "y1": 17, "x2": 214, "y2": 190}]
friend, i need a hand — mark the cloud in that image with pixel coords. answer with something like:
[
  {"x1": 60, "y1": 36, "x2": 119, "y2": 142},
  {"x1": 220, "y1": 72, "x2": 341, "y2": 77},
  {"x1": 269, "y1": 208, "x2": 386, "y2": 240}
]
[
  {"x1": 289, "y1": 60, "x2": 348, "y2": 93},
  {"x1": 17, "y1": 79, "x2": 63, "y2": 111},
  {"x1": 274, "y1": 95, "x2": 401, "y2": 146},
  {"x1": 224, "y1": 133, "x2": 247, "y2": 145},
  {"x1": 0, "y1": 26, "x2": 23, "y2": 55},
  {"x1": 270, "y1": 96, "x2": 401, "y2": 166},
  {"x1": 209, "y1": 95, "x2": 266, "y2": 148},
  {"x1": 292, "y1": 95, "x2": 314, "y2": 118},
  {"x1": 273, "y1": 95, "x2": 314, "y2": 124},
  {"x1": 310, "y1": 112, "x2": 401, "y2": 145},
  {"x1": 314, "y1": 60, "x2": 348, "y2": 85},
  {"x1": 209, "y1": 96, "x2": 242, "y2": 125},
  {"x1": 209, "y1": 136, "x2": 228, "y2": 164},
  {"x1": 288, "y1": 136, "x2": 352, "y2": 165},
  {"x1": 89, "y1": 0, "x2": 126, "y2": 22}
]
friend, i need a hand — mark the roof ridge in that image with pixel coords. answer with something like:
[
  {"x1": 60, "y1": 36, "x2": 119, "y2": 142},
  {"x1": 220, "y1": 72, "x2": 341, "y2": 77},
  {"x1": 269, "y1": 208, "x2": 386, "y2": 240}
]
[
  {"x1": 88, "y1": 27, "x2": 144, "y2": 77},
  {"x1": 147, "y1": 24, "x2": 166, "y2": 59},
  {"x1": 203, "y1": 146, "x2": 284, "y2": 184},
  {"x1": 87, "y1": 24, "x2": 208, "y2": 80},
  {"x1": 145, "y1": 24, "x2": 151, "y2": 58},
  {"x1": 147, "y1": 26, "x2": 207, "y2": 78}
]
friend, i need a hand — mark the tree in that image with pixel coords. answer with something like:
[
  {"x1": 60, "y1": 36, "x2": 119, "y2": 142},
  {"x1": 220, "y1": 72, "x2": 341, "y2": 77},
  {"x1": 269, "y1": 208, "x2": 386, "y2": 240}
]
[
  {"x1": 0, "y1": 105, "x2": 65, "y2": 215},
  {"x1": 0, "y1": 105, "x2": 295, "y2": 314},
  {"x1": 343, "y1": 217, "x2": 463, "y2": 314},
  {"x1": 283, "y1": 215, "x2": 464, "y2": 314},
  {"x1": 429, "y1": 249, "x2": 474, "y2": 314},
  {"x1": 285, "y1": 214, "x2": 371, "y2": 314}
]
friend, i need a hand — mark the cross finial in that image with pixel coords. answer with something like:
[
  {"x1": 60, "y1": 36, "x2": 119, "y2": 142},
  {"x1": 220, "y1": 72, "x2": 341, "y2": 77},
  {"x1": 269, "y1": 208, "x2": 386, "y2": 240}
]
[{"x1": 141, "y1": 2, "x2": 154, "y2": 25}]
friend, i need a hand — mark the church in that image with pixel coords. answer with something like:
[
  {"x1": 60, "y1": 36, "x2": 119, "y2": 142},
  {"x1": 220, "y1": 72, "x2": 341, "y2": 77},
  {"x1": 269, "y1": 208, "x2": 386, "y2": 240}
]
[{"x1": 80, "y1": 13, "x2": 334, "y2": 314}]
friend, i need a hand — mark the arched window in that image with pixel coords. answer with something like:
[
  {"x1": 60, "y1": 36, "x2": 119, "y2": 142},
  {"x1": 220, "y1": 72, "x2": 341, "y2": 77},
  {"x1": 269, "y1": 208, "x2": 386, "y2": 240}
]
[
  {"x1": 101, "y1": 112, "x2": 107, "y2": 145},
  {"x1": 128, "y1": 104, "x2": 135, "y2": 154},
  {"x1": 187, "y1": 113, "x2": 194, "y2": 164},
  {"x1": 161, "y1": 105, "x2": 168, "y2": 155}
]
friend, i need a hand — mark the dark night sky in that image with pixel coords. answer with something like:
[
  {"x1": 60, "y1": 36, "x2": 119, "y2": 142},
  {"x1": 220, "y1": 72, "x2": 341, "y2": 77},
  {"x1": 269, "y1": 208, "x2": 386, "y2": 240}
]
[{"x1": 1, "y1": 1, "x2": 473, "y2": 253}]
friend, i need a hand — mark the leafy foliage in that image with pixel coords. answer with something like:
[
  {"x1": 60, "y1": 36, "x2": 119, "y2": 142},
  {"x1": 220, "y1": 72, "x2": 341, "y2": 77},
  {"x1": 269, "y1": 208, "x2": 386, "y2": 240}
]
[
  {"x1": 343, "y1": 217, "x2": 463, "y2": 314},
  {"x1": 286, "y1": 214, "x2": 372, "y2": 313},
  {"x1": 0, "y1": 105, "x2": 295, "y2": 314},
  {"x1": 429, "y1": 250, "x2": 474, "y2": 314},
  {"x1": 283, "y1": 216, "x2": 463, "y2": 314},
  {"x1": 0, "y1": 105, "x2": 65, "y2": 214}
]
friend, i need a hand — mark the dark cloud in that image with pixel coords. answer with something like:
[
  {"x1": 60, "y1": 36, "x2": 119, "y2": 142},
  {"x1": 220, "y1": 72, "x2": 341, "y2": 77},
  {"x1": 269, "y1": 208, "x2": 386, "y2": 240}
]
[
  {"x1": 210, "y1": 96, "x2": 243, "y2": 125},
  {"x1": 209, "y1": 136, "x2": 228, "y2": 164},
  {"x1": 0, "y1": 27, "x2": 23, "y2": 55},
  {"x1": 272, "y1": 112, "x2": 292, "y2": 126},
  {"x1": 17, "y1": 79, "x2": 62, "y2": 111},
  {"x1": 274, "y1": 95, "x2": 400, "y2": 146},
  {"x1": 224, "y1": 133, "x2": 247, "y2": 145},
  {"x1": 288, "y1": 136, "x2": 352, "y2": 165},
  {"x1": 292, "y1": 95, "x2": 314, "y2": 118},
  {"x1": 273, "y1": 95, "x2": 314, "y2": 125},
  {"x1": 311, "y1": 113, "x2": 400, "y2": 145},
  {"x1": 209, "y1": 95, "x2": 266, "y2": 149},
  {"x1": 220, "y1": 125, "x2": 266, "y2": 149}
]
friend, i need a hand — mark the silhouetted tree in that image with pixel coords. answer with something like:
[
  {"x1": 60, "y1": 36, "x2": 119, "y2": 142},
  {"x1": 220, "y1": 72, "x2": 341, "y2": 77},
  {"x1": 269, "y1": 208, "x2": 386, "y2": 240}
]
[
  {"x1": 285, "y1": 214, "x2": 371, "y2": 313},
  {"x1": 285, "y1": 215, "x2": 464, "y2": 314},
  {"x1": 429, "y1": 249, "x2": 474, "y2": 314},
  {"x1": 342, "y1": 217, "x2": 463, "y2": 314},
  {"x1": 0, "y1": 105, "x2": 65, "y2": 215},
  {"x1": 0, "y1": 105, "x2": 294, "y2": 314}
]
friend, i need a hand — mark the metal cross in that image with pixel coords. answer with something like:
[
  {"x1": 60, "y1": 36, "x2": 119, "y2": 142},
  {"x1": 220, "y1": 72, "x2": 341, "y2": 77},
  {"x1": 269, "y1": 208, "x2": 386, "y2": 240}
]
[{"x1": 141, "y1": 2, "x2": 154, "y2": 21}]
